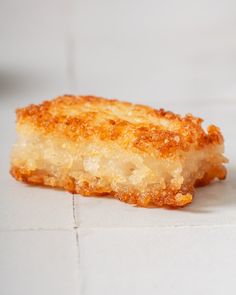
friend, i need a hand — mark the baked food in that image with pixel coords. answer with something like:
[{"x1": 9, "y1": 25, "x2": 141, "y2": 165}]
[{"x1": 10, "y1": 95, "x2": 227, "y2": 207}]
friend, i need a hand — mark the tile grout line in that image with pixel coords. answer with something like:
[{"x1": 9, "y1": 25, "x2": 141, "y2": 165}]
[
  {"x1": 72, "y1": 194, "x2": 81, "y2": 292},
  {"x1": 2, "y1": 223, "x2": 236, "y2": 233},
  {"x1": 0, "y1": 228, "x2": 73, "y2": 232},
  {"x1": 65, "y1": 34, "x2": 77, "y2": 91},
  {"x1": 2, "y1": 222, "x2": 236, "y2": 233},
  {"x1": 65, "y1": 0, "x2": 77, "y2": 92},
  {"x1": 73, "y1": 223, "x2": 236, "y2": 230},
  {"x1": 65, "y1": 6, "x2": 82, "y2": 287}
]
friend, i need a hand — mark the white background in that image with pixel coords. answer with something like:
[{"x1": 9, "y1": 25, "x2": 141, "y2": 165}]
[{"x1": 1, "y1": 1, "x2": 236, "y2": 294}]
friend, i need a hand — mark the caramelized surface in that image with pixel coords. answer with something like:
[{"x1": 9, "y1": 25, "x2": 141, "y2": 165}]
[{"x1": 16, "y1": 95, "x2": 224, "y2": 157}]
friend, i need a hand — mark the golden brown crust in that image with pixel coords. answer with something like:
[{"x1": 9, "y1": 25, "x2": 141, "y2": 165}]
[
  {"x1": 11, "y1": 163, "x2": 226, "y2": 208},
  {"x1": 16, "y1": 95, "x2": 224, "y2": 157}
]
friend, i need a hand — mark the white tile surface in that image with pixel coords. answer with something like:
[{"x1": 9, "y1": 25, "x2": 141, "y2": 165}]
[
  {"x1": 73, "y1": 0, "x2": 236, "y2": 102},
  {"x1": 0, "y1": 230, "x2": 78, "y2": 295},
  {"x1": 0, "y1": 1, "x2": 71, "y2": 102},
  {"x1": 78, "y1": 227, "x2": 236, "y2": 295},
  {"x1": 0, "y1": 177, "x2": 74, "y2": 231}
]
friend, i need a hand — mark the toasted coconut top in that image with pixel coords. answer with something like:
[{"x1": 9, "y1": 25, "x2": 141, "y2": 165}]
[{"x1": 16, "y1": 95, "x2": 224, "y2": 157}]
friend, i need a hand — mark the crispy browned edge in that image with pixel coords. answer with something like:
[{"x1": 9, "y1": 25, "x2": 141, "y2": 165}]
[
  {"x1": 10, "y1": 95, "x2": 227, "y2": 207},
  {"x1": 10, "y1": 165, "x2": 226, "y2": 207}
]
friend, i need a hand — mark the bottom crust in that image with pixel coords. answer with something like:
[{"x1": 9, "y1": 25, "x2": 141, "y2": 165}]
[{"x1": 10, "y1": 165, "x2": 226, "y2": 207}]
